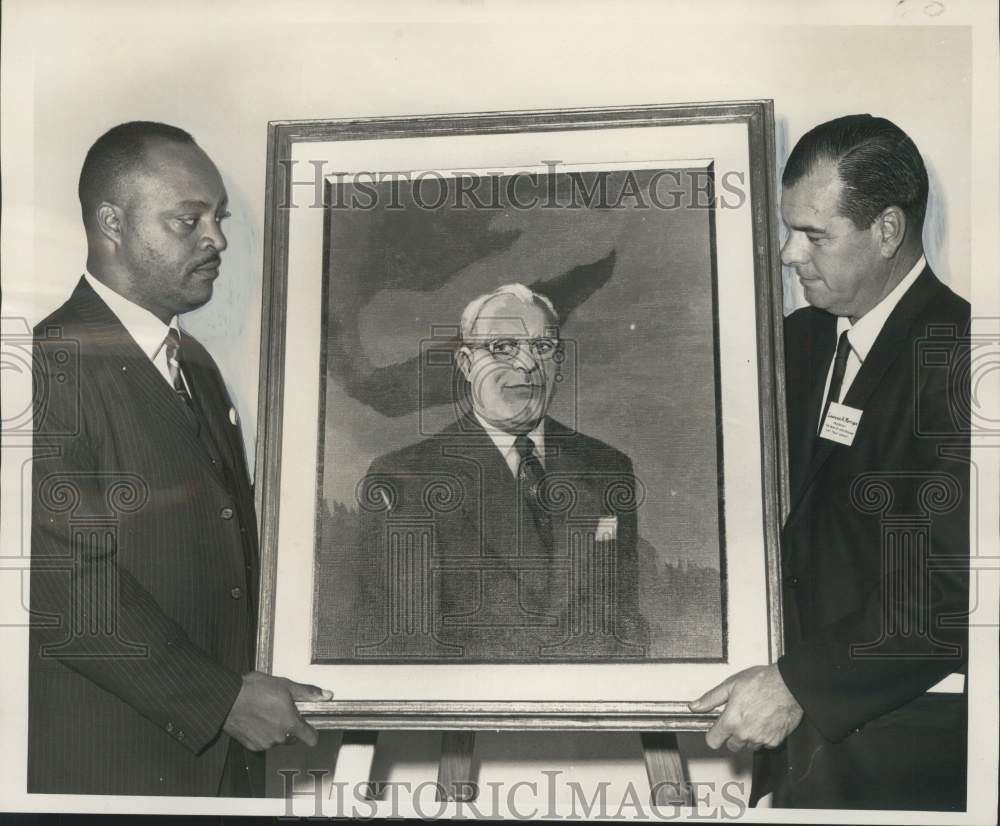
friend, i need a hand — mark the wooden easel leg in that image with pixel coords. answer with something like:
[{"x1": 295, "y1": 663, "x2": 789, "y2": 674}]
[
  {"x1": 436, "y1": 731, "x2": 478, "y2": 802},
  {"x1": 641, "y1": 732, "x2": 693, "y2": 807},
  {"x1": 334, "y1": 730, "x2": 380, "y2": 800}
]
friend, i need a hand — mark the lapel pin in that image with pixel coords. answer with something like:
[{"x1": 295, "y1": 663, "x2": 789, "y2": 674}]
[{"x1": 229, "y1": 407, "x2": 239, "y2": 426}]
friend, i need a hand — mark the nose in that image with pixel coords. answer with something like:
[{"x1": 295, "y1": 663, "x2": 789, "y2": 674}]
[
  {"x1": 201, "y1": 218, "x2": 228, "y2": 254},
  {"x1": 780, "y1": 231, "x2": 807, "y2": 267},
  {"x1": 511, "y1": 345, "x2": 541, "y2": 374}
]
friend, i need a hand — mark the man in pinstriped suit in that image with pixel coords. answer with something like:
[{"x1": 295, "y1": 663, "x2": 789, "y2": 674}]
[{"x1": 29, "y1": 122, "x2": 330, "y2": 796}]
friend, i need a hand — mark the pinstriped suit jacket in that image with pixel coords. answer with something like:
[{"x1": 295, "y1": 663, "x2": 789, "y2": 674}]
[{"x1": 29, "y1": 277, "x2": 259, "y2": 796}]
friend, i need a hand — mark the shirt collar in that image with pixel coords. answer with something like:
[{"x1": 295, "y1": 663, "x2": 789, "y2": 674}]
[
  {"x1": 836, "y1": 254, "x2": 926, "y2": 361},
  {"x1": 474, "y1": 412, "x2": 546, "y2": 463},
  {"x1": 84, "y1": 271, "x2": 180, "y2": 360}
]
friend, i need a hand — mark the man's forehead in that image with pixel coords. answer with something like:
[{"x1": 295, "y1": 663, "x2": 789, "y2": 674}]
[
  {"x1": 130, "y1": 141, "x2": 226, "y2": 205},
  {"x1": 781, "y1": 160, "x2": 844, "y2": 222},
  {"x1": 469, "y1": 294, "x2": 555, "y2": 337}
]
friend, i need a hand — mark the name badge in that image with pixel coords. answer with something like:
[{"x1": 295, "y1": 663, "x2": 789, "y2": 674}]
[{"x1": 820, "y1": 401, "x2": 863, "y2": 446}]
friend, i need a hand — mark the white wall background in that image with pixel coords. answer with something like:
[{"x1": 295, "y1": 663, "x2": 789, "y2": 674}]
[
  {"x1": 3, "y1": 0, "x2": 995, "y2": 818},
  {"x1": 12, "y1": 2, "x2": 974, "y2": 456}
]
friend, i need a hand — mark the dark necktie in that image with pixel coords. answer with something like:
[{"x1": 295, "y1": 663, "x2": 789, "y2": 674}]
[
  {"x1": 163, "y1": 329, "x2": 235, "y2": 486},
  {"x1": 818, "y1": 330, "x2": 852, "y2": 433},
  {"x1": 514, "y1": 434, "x2": 554, "y2": 552},
  {"x1": 164, "y1": 328, "x2": 194, "y2": 410}
]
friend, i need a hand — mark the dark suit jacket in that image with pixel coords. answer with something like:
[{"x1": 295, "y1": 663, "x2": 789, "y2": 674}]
[
  {"x1": 351, "y1": 416, "x2": 647, "y2": 661},
  {"x1": 29, "y1": 278, "x2": 260, "y2": 796},
  {"x1": 753, "y1": 267, "x2": 970, "y2": 810}
]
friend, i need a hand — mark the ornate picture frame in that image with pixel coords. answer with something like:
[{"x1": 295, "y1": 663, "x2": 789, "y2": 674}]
[{"x1": 255, "y1": 100, "x2": 787, "y2": 730}]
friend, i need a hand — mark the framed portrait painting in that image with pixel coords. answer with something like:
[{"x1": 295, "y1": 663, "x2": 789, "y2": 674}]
[{"x1": 256, "y1": 100, "x2": 788, "y2": 729}]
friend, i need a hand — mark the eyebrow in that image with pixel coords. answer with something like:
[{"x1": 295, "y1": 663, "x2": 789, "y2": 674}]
[
  {"x1": 173, "y1": 197, "x2": 229, "y2": 211},
  {"x1": 787, "y1": 222, "x2": 827, "y2": 235}
]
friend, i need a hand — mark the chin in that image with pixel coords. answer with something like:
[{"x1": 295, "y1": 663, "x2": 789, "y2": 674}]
[
  {"x1": 182, "y1": 285, "x2": 215, "y2": 313},
  {"x1": 509, "y1": 408, "x2": 546, "y2": 430},
  {"x1": 803, "y1": 285, "x2": 832, "y2": 310},
  {"x1": 478, "y1": 407, "x2": 541, "y2": 432}
]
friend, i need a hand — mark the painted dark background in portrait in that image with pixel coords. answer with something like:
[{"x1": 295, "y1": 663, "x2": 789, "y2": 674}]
[{"x1": 312, "y1": 168, "x2": 726, "y2": 662}]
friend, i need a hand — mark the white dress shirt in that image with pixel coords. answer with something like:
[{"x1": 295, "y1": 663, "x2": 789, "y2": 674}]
[
  {"x1": 84, "y1": 271, "x2": 187, "y2": 391},
  {"x1": 817, "y1": 255, "x2": 926, "y2": 428},
  {"x1": 474, "y1": 412, "x2": 546, "y2": 477}
]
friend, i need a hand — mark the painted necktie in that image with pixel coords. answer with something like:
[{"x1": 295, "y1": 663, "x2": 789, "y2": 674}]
[{"x1": 514, "y1": 433, "x2": 554, "y2": 552}]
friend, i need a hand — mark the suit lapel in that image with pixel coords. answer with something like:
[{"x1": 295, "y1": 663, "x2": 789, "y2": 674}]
[
  {"x1": 541, "y1": 418, "x2": 576, "y2": 497},
  {"x1": 791, "y1": 327, "x2": 835, "y2": 495},
  {"x1": 182, "y1": 345, "x2": 243, "y2": 479},
  {"x1": 545, "y1": 419, "x2": 611, "y2": 522},
  {"x1": 445, "y1": 416, "x2": 540, "y2": 560},
  {"x1": 787, "y1": 267, "x2": 942, "y2": 518},
  {"x1": 468, "y1": 418, "x2": 520, "y2": 558},
  {"x1": 839, "y1": 268, "x2": 939, "y2": 413},
  {"x1": 69, "y1": 278, "x2": 231, "y2": 489}
]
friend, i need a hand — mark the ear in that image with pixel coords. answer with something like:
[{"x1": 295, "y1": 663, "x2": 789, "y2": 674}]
[
  {"x1": 874, "y1": 205, "x2": 907, "y2": 258},
  {"x1": 95, "y1": 202, "x2": 125, "y2": 247},
  {"x1": 456, "y1": 346, "x2": 473, "y2": 381}
]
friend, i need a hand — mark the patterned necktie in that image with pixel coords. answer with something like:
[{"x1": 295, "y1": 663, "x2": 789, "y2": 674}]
[
  {"x1": 164, "y1": 328, "x2": 194, "y2": 409},
  {"x1": 514, "y1": 434, "x2": 554, "y2": 551},
  {"x1": 818, "y1": 330, "x2": 851, "y2": 433},
  {"x1": 163, "y1": 330, "x2": 229, "y2": 474}
]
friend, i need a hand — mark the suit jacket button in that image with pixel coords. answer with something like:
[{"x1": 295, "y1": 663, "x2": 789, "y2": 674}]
[
  {"x1": 166, "y1": 722, "x2": 174, "y2": 733},
  {"x1": 220, "y1": 507, "x2": 234, "y2": 520},
  {"x1": 230, "y1": 587, "x2": 242, "y2": 600},
  {"x1": 783, "y1": 575, "x2": 799, "y2": 588}
]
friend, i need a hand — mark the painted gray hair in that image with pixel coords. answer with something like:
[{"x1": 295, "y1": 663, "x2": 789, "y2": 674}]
[{"x1": 459, "y1": 283, "x2": 559, "y2": 341}]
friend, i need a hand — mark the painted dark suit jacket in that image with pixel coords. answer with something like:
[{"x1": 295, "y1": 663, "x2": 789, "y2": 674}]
[
  {"x1": 29, "y1": 277, "x2": 259, "y2": 796},
  {"x1": 753, "y1": 267, "x2": 970, "y2": 810},
  {"x1": 351, "y1": 416, "x2": 648, "y2": 661}
]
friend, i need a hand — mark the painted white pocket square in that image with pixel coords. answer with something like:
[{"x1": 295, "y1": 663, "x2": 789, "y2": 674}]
[{"x1": 595, "y1": 515, "x2": 618, "y2": 542}]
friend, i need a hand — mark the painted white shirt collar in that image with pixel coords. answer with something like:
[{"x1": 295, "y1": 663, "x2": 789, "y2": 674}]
[{"x1": 473, "y1": 412, "x2": 546, "y2": 477}]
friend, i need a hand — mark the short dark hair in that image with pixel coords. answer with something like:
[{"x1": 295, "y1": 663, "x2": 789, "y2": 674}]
[
  {"x1": 782, "y1": 114, "x2": 928, "y2": 231},
  {"x1": 78, "y1": 121, "x2": 195, "y2": 225}
]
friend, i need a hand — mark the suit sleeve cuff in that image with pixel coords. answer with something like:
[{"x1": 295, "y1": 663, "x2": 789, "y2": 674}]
[
  {"x1": 777, "y1": 652, "x2": 854, "y2": 743},
  {"x1": 155, "y1": 640, "x2": 245, "y2": 755}
]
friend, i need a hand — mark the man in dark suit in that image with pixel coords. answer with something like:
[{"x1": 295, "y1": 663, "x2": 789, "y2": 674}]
[
  {"x1": 690, "y1": 115, "x2": 969, "y2": 810},
  {"x1": 353, "y1": 284, "x2": 647, "y2": 660},
  {"x1": 29, "y1": 121, "x2": 331, "y2": 796}
]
